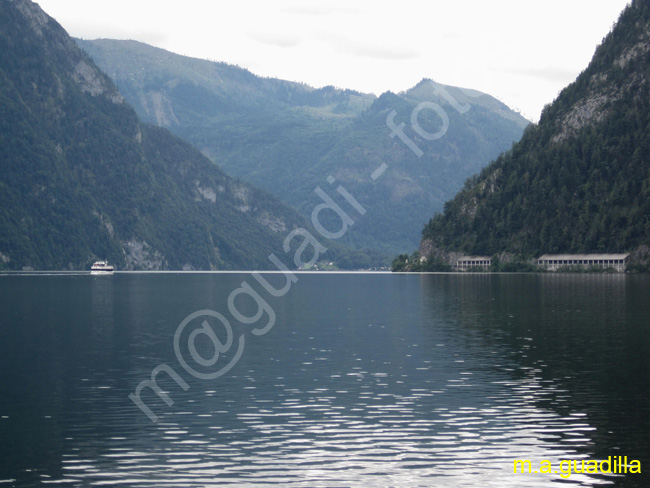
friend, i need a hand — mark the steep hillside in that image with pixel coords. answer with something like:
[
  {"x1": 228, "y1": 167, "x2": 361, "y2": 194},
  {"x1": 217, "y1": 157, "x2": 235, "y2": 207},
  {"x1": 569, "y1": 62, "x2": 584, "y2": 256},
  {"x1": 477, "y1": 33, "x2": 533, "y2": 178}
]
[
  {"x1": 0, "y1": 0, "x2": 322, "y2": 271},
  {"x1": 77, "y1": 39, "x2": 529, "y2": 254},
  {"x1": 417, "y1": 0, "x2": 650, "y2": 266}
]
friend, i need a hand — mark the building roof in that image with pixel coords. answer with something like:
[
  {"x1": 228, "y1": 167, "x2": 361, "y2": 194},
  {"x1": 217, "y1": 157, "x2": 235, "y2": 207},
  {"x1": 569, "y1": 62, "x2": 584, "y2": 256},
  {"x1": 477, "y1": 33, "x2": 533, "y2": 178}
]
[
  {"x1": 457, "y1": 256, "x2": 492, "y2": 262},
  {"x1": 538, "y1": 253, "x2": 629, "y2": 260}
]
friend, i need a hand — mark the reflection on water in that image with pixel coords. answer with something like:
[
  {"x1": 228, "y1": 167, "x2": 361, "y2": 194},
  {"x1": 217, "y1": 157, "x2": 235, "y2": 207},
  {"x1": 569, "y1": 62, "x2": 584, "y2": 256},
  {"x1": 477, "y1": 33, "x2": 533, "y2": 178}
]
[{"x1": 0, "y1": 273, "x2": 648, "y2": 487}]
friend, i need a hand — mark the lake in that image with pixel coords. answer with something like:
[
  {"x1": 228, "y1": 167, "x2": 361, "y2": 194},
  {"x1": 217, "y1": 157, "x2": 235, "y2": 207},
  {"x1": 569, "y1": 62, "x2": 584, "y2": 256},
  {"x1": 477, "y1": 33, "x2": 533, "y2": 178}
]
[{"x1": 0, "y1": 272, "x2": 648, "y2": 487}]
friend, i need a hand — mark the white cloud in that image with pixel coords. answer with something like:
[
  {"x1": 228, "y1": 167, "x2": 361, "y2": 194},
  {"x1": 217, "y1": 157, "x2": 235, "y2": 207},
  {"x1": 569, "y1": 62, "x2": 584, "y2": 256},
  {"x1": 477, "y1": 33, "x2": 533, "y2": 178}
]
[
  {"x1": 248, "y1": 32, "x2": 302, "y2": 49},
  {"x1": 315, "y1": 32, "x2": 420, "y2": 61},
  {"x1": 36, "y1": 0, "x2": 632, "y2": 121},
  {"x1": 503, "y1": 67, "x2": 580, "y2": 85},
  {"x1": 281, "y1": 5, "x2": 359, "y2": 16}
]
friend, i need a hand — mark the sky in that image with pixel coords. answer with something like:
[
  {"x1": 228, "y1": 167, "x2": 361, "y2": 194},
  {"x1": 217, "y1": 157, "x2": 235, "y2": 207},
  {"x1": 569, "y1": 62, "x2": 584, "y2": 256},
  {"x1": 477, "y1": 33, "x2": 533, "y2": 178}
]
[{"x1": 37, "y1": 0, "x2": 631, "y2": 121}]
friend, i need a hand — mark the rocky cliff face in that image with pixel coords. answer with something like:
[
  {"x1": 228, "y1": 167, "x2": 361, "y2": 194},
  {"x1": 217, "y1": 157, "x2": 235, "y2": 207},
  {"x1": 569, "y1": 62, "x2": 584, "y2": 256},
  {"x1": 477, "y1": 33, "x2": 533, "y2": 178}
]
[
  {"x1": 552, "y1": 22, "x2": 650, "y2": 143},
  {"x1": 9, "y1": 0, "x2": 122, "y2": 103}
]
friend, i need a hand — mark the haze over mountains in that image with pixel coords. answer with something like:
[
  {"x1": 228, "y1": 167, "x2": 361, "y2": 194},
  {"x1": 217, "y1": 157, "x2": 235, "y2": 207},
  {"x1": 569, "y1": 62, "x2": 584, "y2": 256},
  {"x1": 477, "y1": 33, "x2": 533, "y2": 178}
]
[
  {"x1": 413, "y1": 0, "x2": 650, "y2": 271},
  {"x1": 9, "y1": 0, "x2": 645, "y2": 273},
  {"x1": 0, "y1": 0, "x2": 334, "y2": 271},
  {"x1": 77, "y1": 39, "x2": 529, "y2": 254}
]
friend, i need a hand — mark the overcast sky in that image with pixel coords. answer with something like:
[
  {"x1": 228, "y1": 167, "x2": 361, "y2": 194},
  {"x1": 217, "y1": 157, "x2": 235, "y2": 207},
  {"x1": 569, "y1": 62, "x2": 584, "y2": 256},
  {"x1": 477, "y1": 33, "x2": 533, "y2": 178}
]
[{"x1": 37, "y1": 0, "x2": 630, "y2": 121}]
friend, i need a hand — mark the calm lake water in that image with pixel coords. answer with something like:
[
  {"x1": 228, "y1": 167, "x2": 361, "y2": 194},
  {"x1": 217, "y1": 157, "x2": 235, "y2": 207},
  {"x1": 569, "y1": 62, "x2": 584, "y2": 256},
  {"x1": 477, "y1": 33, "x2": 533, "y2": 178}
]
[{"x1": 0, "y1": 272, "x2": 648, "y2": 487}]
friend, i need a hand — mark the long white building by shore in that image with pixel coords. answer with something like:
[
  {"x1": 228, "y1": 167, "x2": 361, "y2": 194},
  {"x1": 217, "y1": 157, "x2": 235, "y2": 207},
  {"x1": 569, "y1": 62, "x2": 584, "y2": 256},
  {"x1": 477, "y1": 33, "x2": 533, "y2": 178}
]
[
  {"x1": 454, "y1": 253, "x2": 630, "y2": 272},
  {"x1": 537, "y1": 254, "x2": 629, "y2": 272},
  {"x1": 456, "y1": 256, "x2": 492, "y2": 271}
]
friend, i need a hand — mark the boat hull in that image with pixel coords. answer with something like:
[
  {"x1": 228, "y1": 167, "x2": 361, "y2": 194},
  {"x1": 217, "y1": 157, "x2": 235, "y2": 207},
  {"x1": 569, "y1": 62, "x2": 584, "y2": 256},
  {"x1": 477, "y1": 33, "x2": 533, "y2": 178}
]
[{"x1": 90, "y1": 269, "x2": 114, "y2": 275}]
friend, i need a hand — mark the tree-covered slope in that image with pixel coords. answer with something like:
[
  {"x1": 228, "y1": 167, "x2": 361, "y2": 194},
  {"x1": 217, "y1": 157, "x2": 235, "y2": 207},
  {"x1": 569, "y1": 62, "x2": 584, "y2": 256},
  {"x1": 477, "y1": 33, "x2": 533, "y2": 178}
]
[
  {"x1": 0, "y1": 0, "x2": 318, "y2": 271},
  {"x1": 77, "y1": 39, "x2": 529, "y2": 254},
  {"x1": 420, "y1": 0, "x2": 650, "y2": 261}
]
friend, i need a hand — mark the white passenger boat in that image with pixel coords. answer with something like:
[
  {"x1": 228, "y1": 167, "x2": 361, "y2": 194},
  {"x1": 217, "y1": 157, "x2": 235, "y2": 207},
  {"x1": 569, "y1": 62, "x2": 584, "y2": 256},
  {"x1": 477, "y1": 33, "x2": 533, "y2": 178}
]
[{"x1": 91, "y1": 260, "x2": 114, "y2": 275}]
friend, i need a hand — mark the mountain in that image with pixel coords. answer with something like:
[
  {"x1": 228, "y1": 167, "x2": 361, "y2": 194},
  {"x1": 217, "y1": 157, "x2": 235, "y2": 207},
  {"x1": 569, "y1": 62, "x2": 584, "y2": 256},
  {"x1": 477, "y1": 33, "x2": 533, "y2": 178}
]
[
  {"x1": 412, "y1": 0, "x2": 650, "y2": 270},
  {"x1": 76, "y1": 39, "x2": 530, "y2": 254},
  {"x1": 0, "y1": 0, "x2": 331, "y2": 271}
]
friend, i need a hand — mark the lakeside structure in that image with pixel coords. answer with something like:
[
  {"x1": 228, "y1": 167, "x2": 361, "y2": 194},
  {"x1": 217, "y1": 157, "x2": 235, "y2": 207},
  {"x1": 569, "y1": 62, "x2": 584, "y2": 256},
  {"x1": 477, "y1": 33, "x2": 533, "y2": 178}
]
[
  {"x1": 537, "y1": 254, "x2": 629, "y2": 272},
  {"x1": 456, "y1": 256, "x2": 492, "y2": 271},
  {"x1": 455, "y1": 253, "x2": 630, "y2": 272}
]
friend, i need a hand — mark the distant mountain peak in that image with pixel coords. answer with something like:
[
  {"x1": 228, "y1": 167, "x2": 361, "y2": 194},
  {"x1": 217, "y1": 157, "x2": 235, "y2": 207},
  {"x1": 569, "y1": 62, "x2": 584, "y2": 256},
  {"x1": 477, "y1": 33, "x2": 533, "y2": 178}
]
[{"x1": 78, "y1": 38, "x2": 529, "y2": 255}]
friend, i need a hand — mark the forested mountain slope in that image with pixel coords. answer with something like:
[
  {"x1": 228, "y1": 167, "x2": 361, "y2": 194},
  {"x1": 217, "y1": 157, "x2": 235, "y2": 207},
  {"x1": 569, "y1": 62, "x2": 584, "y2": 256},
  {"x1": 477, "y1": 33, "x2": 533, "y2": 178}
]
[
  {"x1": 78, "y1": 39, "x2": 529, "y2": 254},
  {"x1": 0, "y1": 0, "x2": 321, "y2": 270},
  {"x1": 417, "y1": 0, "x2": 650, "y2": 266}
]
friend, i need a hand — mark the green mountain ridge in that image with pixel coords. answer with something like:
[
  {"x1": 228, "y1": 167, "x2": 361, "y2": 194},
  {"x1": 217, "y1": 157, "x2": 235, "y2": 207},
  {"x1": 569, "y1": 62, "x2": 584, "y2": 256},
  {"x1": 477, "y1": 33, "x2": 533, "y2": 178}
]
[
  {"x1": 76, "y1": 38, "x2": 530, "y2": 255},
  {"x1": 414, "y1": 0, "x2": 650, "y2": 270},
  {"x1": 0, "y1": 0, "x2": 335, "y2": 271}
]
